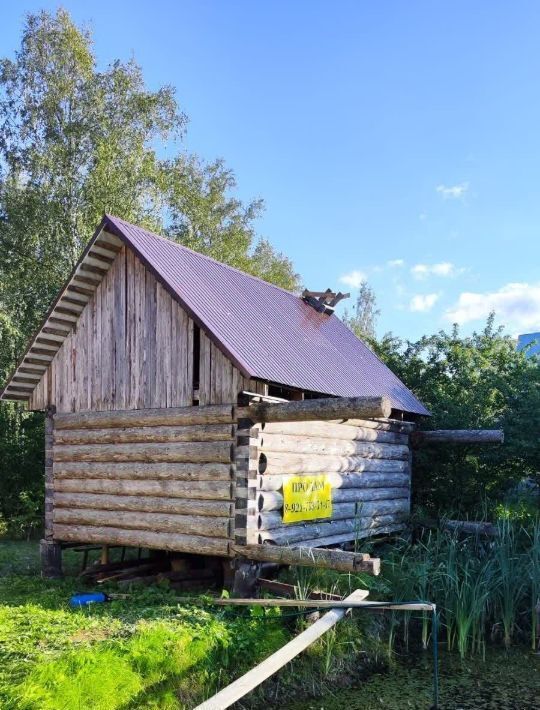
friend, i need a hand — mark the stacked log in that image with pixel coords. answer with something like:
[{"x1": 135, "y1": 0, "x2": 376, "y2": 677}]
[
  {"x1": 52, "y1": 405, "x2": 235, "y2": 556},
  {"x1": 238, "y1": 413, "x2": 412, "y2": 547}
]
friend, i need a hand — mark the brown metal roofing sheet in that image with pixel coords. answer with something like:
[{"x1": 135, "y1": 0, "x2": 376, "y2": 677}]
[{"x1": 105, "y1": 215, "x2": 429, "y2": 416}]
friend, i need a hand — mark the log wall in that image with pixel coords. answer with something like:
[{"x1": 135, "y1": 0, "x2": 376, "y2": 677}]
[
  {"x1": 51, "y1": 405, "x2": 236, "y2": 556},
  {"x1": 235, "y1": 416, "x2": 412, "y2": 546},
  {"x1": 28, "y1": 244, "x2": 265, "y2": 413}
]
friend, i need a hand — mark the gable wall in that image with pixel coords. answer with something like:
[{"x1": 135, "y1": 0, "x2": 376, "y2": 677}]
[{"x1": 29, "y1": 246, "x2": 264, "y2": 413}]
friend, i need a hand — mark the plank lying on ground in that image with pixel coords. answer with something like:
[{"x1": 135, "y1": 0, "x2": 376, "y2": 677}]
[
  {"x1": 193, "y1": 589, "x2": 368, "y2": 710},
  {"x1": 411, "y1": 429, "x2": 504, "y2": 446},
  {"x1": 442, "y1": 519, "x2": 498, "y2": 536},
  {"x1": 237, "y1": 396, "x2": 391, "y2": 424},
  {"x1": 192, "y1": 597, "x2": 433, "y2": 611},
  {"x1": 257, "y1": 579, "x2": 342, "y2": 601},
  {"x1": 54, "y1": 404, "x2": 234, "y2": 429},
  {"x1": 232, "y1": 543, "x2": 380, "y2": 574}
]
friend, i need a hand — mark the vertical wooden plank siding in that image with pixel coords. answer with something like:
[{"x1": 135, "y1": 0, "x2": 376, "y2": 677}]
[{"x1": 27, "y1": 247, "x2": 255, "y2": 413}]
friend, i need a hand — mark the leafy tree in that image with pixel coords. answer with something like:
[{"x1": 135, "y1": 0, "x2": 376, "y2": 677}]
[
  {"x1": 374, "y1": 316, "x2": 540, "y2": 513},
  {"x1": 0, "y1": 9, "x2": 300, "y2": 343},
  {"x1": 342, "y1": 281, "x2": 380, "y2": 341}
]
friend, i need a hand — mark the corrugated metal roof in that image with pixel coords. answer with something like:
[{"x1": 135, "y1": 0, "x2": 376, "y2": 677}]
[{"x1": 105, "y1": 215, "x2": 429, "y2": 415}]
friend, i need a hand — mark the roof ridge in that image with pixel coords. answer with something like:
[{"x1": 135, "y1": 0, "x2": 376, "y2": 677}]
[{"x1": 105, "y1": 214, "x2": 303, "y2": 301}]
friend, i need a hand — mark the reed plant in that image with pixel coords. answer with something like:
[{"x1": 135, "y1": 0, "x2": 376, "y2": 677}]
[{"x1": 378, "y1": 518, "x2": 538, "y2": 659}]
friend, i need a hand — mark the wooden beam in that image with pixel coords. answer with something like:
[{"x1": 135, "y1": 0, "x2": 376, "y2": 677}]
[
  {"x1": 193, "y1": 589, "x2": 368, "y2": 710},
  {"x1": 232, "y1": 543, "x2": 380, "y2": 574},
  {"x1": 237, "y1": 396, "x2": 391, "y2": 424},
  {"x1": 411, "y1": 429, "x2": 504, "y2": 447}
]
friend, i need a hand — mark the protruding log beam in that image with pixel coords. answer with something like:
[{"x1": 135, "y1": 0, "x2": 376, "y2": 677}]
[
  {"x1": 411, "y1": 429, "x2": 504, "y2": 447},
  {"x1": 442, "y1": 519, "x2": 498, "y2": 536},
  {"x1": 233, "y1": 544, "x2": 380, "y2": 575},
  {"x1": 237, "y1": 396, "x2": 391, "y2": 424}
]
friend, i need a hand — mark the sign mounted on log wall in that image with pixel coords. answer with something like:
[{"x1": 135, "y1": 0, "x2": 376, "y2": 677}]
[{"x1": 282, "y1": 475, "x2": 332, "y2": 523}]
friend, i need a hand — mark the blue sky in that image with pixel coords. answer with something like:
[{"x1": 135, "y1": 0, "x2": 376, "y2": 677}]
[{"x1": 3, "y1": 1, "x2": 540, "y2": 340}]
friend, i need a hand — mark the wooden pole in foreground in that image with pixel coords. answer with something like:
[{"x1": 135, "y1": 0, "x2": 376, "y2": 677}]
[
  {"x1": 184, "y1": 596, "x2": 433, "y2": 611},
  {"x1": 193, "y1": 589, "x2": 369, "y2": 710}
]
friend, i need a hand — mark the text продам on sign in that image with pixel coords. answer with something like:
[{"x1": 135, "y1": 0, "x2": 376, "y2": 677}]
[{"x1": 282, "y1": 475, "x2": 332, "y2": 523}]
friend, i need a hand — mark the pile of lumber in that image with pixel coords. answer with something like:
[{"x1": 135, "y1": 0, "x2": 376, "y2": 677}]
[{"x1": 80, "y1": 554, "x2": 222, "y2": 589}]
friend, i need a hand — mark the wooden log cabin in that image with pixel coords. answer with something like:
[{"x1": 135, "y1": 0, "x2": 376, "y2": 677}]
[{"x1": 1, "y1": 214, "x2": 433, "y2": 579}]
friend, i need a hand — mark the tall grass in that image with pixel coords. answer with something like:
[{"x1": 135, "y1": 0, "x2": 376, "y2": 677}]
[{"x1": 378, "y1": 518, "x2": 539, "y2": 659}]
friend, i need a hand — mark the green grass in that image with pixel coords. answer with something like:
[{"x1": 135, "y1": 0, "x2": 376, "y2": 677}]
[
  {"x1": 2, "y1": 521, "x2": 538, "y2": 709},
  {"x1": 1, "y1": 541, "x2": 375, "y2": 709},
  {"x1": 0, "y1": 541, "x2": 293, "y2": 709}
]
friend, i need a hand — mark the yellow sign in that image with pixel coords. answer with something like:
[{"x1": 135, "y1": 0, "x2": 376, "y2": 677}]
[{"x1": 282, "y1": 475, "x2": 332, "y2": 524}]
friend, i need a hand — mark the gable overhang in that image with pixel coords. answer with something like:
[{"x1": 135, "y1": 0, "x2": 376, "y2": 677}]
[{"x1": 0, "y1": 216, "x2": 253, "y2": 404}]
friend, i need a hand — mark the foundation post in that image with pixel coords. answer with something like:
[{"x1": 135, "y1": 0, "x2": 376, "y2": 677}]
[{"x1": 41, "y1": 405, "x2": 62, "y2": 578}]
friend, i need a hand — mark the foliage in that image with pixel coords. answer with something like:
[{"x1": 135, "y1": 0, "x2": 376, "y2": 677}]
[
  {"x1": 373, "y1": 316, "x2": 540, "y2": 512},
  {"x1": 288, "y1": 518, "x2": 540, "y2": 660},
  {"x1": 342, "y1": 281, "x2": 380, "y2": 341}
]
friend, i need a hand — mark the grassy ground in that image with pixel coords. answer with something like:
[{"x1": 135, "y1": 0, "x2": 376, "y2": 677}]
[
  {"x1": 0, "y1": 541, "x2": 294, "y2": 709},
  {"x1": 0, "y1": 541, "x2": 376, "y2": 710},
  {"x1": 2, "y1": 530, "x2": 539, "y2": 709}
]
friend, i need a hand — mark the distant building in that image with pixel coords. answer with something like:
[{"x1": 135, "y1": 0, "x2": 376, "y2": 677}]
[{"x1": 517, "y1": 332, "x2": 540, "y2": 356}]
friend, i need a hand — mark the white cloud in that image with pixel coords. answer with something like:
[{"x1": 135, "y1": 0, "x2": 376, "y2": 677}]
[
  {"x1": 387, "y1": 259, "x2": 405, "y2": 268},
  {"x1": 436, "y1": 182, "x2": 469, "y2": 199},
  {"x1": 446, "y1": 282, "x2": 540, "y2": 330},
  {"x1": 411, "y1": 262, "x2": 463, "y2": 279},
  {"x1": 339, "y1": 270, "x2": 366, "y2": 289},
  {"x1": 410, "y1": 293, "x2": 440, "y2": 312}
]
